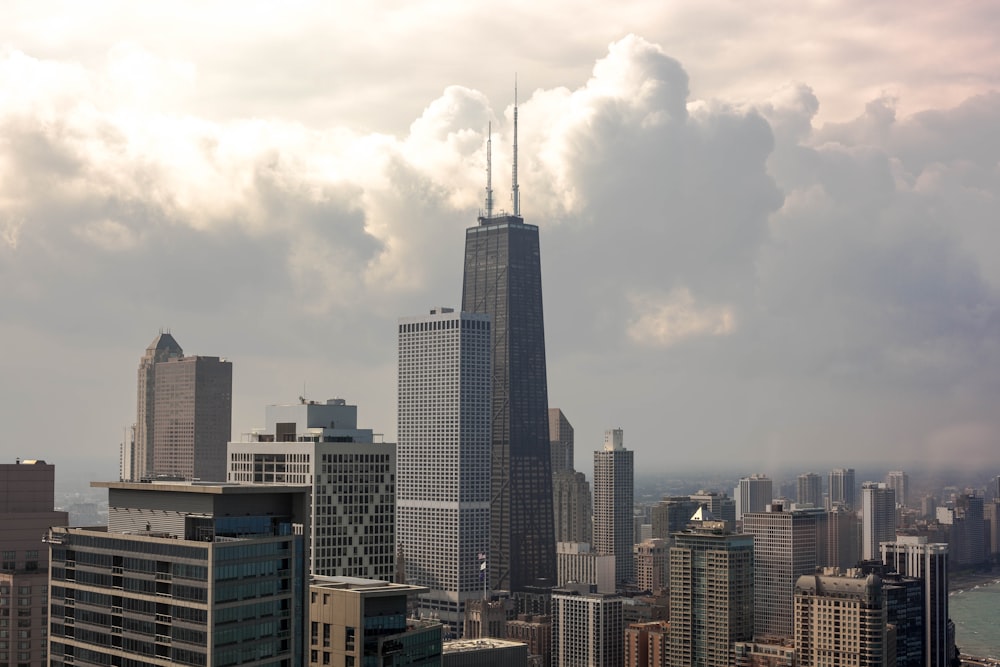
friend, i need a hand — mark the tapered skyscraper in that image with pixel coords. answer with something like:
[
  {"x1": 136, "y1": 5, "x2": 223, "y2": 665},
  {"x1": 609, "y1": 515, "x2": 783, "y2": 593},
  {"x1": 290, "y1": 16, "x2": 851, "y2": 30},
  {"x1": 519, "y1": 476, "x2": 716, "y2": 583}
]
[{"x1": 461, "y1": 100, "x2": 556, "y2": 591}]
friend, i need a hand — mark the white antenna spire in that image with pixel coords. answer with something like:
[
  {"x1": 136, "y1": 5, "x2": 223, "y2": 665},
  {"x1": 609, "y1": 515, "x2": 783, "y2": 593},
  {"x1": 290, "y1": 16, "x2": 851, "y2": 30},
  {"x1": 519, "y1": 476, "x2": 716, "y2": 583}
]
[
  {"x1": 512, "y1": 74, "x2": 520, "y2": 217},
  {"x1": 485, "y1": 122, "x2": 494, "y2": 218}
]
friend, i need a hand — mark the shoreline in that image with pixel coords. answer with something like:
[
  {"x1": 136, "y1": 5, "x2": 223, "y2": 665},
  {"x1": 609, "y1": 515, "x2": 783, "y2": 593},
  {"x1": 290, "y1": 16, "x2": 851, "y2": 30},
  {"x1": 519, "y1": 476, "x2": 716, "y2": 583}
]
[{"x1": 950, "y1": 570, "x2": 999, "y2": 593}]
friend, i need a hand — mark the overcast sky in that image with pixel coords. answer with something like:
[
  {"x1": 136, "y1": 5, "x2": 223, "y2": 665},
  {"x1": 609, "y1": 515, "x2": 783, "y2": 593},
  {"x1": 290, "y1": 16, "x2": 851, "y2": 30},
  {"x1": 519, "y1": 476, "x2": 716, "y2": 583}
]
[{"x1": 3, "y1": 1, "x2": 1000, "y2": 482}]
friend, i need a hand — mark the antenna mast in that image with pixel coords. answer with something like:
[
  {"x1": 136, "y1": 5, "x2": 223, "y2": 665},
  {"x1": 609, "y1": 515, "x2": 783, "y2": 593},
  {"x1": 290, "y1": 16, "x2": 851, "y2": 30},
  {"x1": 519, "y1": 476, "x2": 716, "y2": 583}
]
[
  {"x1": 485, "y1": 122, "x2": 494, "y2": 218},
  {"x1": 512, "y1": 75, "x2": 520, "y2": 217}
]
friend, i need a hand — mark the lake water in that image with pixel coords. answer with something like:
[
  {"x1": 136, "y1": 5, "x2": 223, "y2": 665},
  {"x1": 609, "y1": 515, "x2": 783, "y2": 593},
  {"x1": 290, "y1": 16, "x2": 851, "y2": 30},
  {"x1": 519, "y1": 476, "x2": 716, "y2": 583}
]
[{"x1": 949, "y1": 578, "x2": 1000, "y2": 660}]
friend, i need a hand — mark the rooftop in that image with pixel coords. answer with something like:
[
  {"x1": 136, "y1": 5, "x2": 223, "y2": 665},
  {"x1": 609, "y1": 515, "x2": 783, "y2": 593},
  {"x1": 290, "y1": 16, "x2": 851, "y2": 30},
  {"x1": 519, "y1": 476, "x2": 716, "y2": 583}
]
[{"x1": 92, "y1": 481, "x2": 309, "y2": 495}]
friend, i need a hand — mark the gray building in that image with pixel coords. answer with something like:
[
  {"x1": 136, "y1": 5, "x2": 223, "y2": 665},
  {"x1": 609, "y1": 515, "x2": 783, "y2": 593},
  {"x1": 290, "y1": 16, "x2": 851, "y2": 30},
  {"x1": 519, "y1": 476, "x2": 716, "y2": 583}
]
[
  {"x1": 549, "y1": 408, "x2": 574, "y2": 474},
  {"x1": 828, "y1": 468, "x2": 856, "y2": 510},
  {"x1": 443, "y1": 638, "x2": 528, "y2": 667},
  {"x1": 796, "y1": 473, "x2": 823, "y2": 509},
  {"x1": 133, "y1": 332, "x2": 232, "y2": 482},
  {"x1": 47, "y1": 480, "x2": 310, "y2": 667},
  {"x1": 461, "y1": 109, "x2": 556, "y2": 591},
  {"x1": 882, "y1": 537, "x2": 952, "y2": 667},
  {"x1": 397, "y1": 308, "x2": 492, "y2": 636},
  {"x1": 742, "y1": 504, "x2": 824, "y2": 639},
  {"x1": 735, "y1": 474, "x2": 772, "y2": 522},
  {"x1": 552, "y1": 587, "x2": 624, "y2": 667},
  {"x1": 862, "y1": 481, "x2": 896, "y2": 561},
  {"x1": 1, "y1": 459, "x2": 68, "y2": 667},
  {"x1": 227, "y1": 399, "x2": 396, "y2": 581},
  {"x1": 593, "y1": 428, "x2": 634, "y2": 585},
  {"x1": 669, "y1": 518, "x2": 754, "y2": 667}
]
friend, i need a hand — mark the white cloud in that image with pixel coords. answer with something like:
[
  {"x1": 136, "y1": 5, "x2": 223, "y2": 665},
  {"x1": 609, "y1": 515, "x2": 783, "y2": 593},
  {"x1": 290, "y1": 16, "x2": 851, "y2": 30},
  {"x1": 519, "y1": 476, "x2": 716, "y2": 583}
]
[{"x1": 627, "y1": 288, "x2": 736, "y2": 347}]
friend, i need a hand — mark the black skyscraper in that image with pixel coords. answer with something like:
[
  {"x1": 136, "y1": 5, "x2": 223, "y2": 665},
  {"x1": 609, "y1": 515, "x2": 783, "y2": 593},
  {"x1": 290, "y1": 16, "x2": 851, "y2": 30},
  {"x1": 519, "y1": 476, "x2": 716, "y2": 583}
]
[{"x1": 461, "y1": 102, "x2": 556, "y2": 591}]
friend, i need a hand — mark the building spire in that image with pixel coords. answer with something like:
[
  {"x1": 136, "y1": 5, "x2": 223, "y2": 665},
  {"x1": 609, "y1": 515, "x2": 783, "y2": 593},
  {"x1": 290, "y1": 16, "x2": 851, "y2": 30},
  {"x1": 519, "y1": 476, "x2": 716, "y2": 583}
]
[
  {"x1": 512, "y1": 75, "x2": 520, "y2": 217},
  {"x1": 484, "y1": 122, "x2": 494, "y2": 218}
]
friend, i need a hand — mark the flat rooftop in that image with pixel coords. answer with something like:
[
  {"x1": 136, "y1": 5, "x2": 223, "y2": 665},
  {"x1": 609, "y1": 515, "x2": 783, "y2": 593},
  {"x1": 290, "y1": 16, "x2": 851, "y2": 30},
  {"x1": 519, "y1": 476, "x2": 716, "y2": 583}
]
[
  {"x1": 443, "y1": 638, "x2": 528, "y2": 653},
  {"x1": 92, "y1": 481, "x2": 309, "y2": 495}
]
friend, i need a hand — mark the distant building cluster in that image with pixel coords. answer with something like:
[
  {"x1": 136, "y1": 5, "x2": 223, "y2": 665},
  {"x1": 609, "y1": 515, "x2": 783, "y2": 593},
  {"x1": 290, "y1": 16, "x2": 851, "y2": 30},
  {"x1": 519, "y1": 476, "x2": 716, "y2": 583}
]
[{"x1": 7, "y1": 105, "x2": 999, "y2": 667}]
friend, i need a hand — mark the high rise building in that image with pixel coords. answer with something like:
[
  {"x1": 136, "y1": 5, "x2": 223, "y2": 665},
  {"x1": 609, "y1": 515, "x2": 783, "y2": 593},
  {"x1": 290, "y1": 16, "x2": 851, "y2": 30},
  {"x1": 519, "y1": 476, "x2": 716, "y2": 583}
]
[
  {"x1": 227, "y1": 399, "x2": 396, "y2": 581},
  {"x1": 796, "y1": 473, "x2": 823, "y2": 508},
  {"x1": 553, "y1": 470, "x2": 592, "y2": 545},
  {"x1": 396, "y1": 308, "x2": 492, "y2": 635},
  {"x1": 625, "y1": 620, "x2": 669, "y2": 667},
  {"x1": 862, "y1": 482, "x2": 896, "y2": 560},
  {"x1": 794, "y1": 569, "x2": 890, "y2": 666},
  {"x1": 555, "y1": 542, "x2": 615, "y2": 593},
  {"x1": 307, "y1": 576, "x2": 442, "y2": 667},
  {"x1": 461, "y1": 107, "x2": 556, "y2": 591},
  {"x1": 742, "y1": 504, "x2": 824, "y2": 639},
  {"x1": 825, "y1": 504, "x2": 861, "y2": 569},
  {"x1": 881, "y1": 537, "x2": 952, "y2": 667},
  {"x1": 651, "y1": 496, "x2": 701, "y2": 541},
  {"x1": 668, "y1": 518, "x2": 754, "y2": 667},
  {"x1": 594, "y1": 428, "x2": 635, "y2": 585},
  {"x1": 1, "y1": 459, "x2": 68, "y2": 666},
  {"x1": 886, "y1": 470, "x2": 910, "y2": 509},
  {"x1": 953, "y1": 492, "x2": 987, "y2": 567},
  {"x1": 689, "y1": 490, "x2": 736, "y2": 526},
  {"x1": 504, "y1": 613, "x2": 551, "y2": 666},
  {"x1": 551, "y1": 587, "x2": 624, "y2": 667},
  {"x1": 633, "y1": 538, "x2": 668, "y2": 594},
  {"x1": 549, "y1": 408, "x2": 574, "y2": 473},
  {"x1": 134, "y1": 331, "x2": 183, "y2": 479},
  {"x1": 881, "y1": 571, "x2": 925, "y2": 667},
  {"x1": 735, "y1": 474, "x2": 772, "y2": 522},
  {"x1": 828, "y1": 468, "x2": 856, "y2": 510},
  {"x1": 47, "y1": 480, "x2": 309, "y2": 667},
  {"x1": 152, "y1": 355, "x2": 232, "y2": 482}
]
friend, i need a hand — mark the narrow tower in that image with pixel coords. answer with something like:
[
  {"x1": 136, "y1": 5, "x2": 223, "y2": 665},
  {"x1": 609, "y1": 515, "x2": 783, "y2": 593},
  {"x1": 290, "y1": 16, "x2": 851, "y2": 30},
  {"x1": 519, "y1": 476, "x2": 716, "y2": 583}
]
[{"x1": 462, "y1": 86, "x2": 556, "y2": 592}]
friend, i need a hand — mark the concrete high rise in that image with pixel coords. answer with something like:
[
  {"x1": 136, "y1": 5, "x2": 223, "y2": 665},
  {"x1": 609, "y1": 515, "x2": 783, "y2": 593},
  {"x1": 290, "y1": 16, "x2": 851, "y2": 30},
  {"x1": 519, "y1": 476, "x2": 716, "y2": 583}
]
[
  {"x1": 307, "y1": 576, "x2": 442, "y2": 667},
  {"x1": 826, "y1": 504, "x2": 861, "y2": 569},
  {"x1": 668, "y1": 519, "x2": 754, "y2": 667},
  {"x1": 735, "y1": 474, "x2": 772, "y2": 521},
  {"x1": 550, "y1": 410, "x2": 592, "y2": 545},
  {"x1": 881, "y1": 537, "x2": 952, "y2": 667},
  {"x1": 133, "y1": 331, "x2": 183, "y2": 479},
  {"x1": 886, "y1": 470, "x2": 910, "y2": 508},
  {"x1": 549, "y1": 408, "x2": 574, "y2": 473},
  {"x1": 633, "y1": 538, "x2": 668, "y2": 594},
  {"x1": 794, "y1": 570, "x2": 890, "y2": 666},
  {"x1": 594, "y1": 428, "x2": 635, "y2": 585},
  {"x1": 227, "y1": 399, "x2": 396, "y2": 581},
  {"x1": 1, "y1": 460, "x2": 68, "y2": 667},
  {"x1": 862, "y1": 481, "x2": 896, "y2": 560},
  {"x1": 551, "y1": 587, "x2": 624, "y2": 667},
  {"x1": 796, "y1": 472, "x2": 823, "y2": 508},
  {"x1": 47, "y1": 480, "x2": 310, "y2": 667},
  {"x1": 396, "y1": 308, "x2": 492, "y2": 635},
  {"x1": 742, "y1": 504, "x2": 824, "y2": 639},
  {"x1": 461, "y1": 114, "x2": 556, "y2": 590},
  {"x1": 153, "y1": 355, "x2": 232, "y2": 481},
  {"x1": 828, "y1": 468, "x2": 857, "y2": 510}
]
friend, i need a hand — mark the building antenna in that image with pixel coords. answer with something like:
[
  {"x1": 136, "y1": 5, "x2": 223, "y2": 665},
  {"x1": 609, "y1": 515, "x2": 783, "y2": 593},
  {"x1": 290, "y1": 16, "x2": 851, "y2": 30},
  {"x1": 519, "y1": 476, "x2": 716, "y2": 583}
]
[
  {"x1": 512, "y1": 74, "x2": 520, "y2": 217},
  {"x1": 485, "y1": 122, "x2": 494, "y2": 218}
]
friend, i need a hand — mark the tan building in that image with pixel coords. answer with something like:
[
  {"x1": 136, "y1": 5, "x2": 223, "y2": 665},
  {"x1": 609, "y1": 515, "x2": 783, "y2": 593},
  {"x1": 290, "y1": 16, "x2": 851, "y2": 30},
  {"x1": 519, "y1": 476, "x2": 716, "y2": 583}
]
[
  {"x1": 794, "y1": 569, "x2": 891, "y2": 667},
  {"x1": 733, "y1": 639, "x2": 796, "y2": 667},
  {"x1": 556, "y1": 541, "x2": 615, "y2": 593},
  {"x1": 633, "y1": 538, "x2": 668, "y2": 594},
  {"x1": 505, "y1": 614, "x2": 550, "y2": 666},
  {"x1": 308, "y1": 576, "x2": 442, "y2": 667},
  {"x1": 624, "y1": 620, "x2": 668, "y2": 667},
  {"x1": 1, "y1": 460, "x2": 68, "y2": 667}
]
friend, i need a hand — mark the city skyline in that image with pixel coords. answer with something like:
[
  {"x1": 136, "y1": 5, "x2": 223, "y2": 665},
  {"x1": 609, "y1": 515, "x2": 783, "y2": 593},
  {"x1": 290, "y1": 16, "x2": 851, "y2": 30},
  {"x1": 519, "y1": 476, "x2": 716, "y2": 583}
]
[{"x1": 3, "y1": 4, "x2": 1000, "y2": 478}]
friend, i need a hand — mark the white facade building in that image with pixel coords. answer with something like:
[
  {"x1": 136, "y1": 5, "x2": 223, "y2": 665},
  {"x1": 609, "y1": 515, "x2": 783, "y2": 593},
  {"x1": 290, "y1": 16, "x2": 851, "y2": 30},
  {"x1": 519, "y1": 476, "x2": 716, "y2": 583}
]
[
  {"x1": 862, "y1": 481, "x2": 896, "y2": 560},
  {"x1": 397, "y1": 308, "x2": 492, "y2": 636},
  {"x1": 227, "y1": 399, "x2": 396, "y2": 581},
  {"x1": 735, "y1": 474, "x2": 773, "y2": 521},
  {"x1": 552, "y1": 588, "x2": 624, "y2": 667},
  {"x1": 555, "y1": 541, "x2": 615, "y2": 593},
  {"x1": 593, "y1": 428, "x2": 634, "y2": 585}
]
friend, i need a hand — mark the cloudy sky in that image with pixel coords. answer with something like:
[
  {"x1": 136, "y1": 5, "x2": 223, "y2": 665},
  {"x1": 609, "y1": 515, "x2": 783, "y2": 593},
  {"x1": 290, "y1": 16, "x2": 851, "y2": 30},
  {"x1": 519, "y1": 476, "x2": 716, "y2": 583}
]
[{"x1": 3, "y1": 1, "x2": 1000, "y2": 482}]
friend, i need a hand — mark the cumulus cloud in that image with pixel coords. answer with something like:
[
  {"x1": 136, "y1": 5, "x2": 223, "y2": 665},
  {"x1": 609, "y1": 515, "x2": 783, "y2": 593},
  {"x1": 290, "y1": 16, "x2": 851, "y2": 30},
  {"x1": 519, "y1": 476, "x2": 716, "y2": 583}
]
[
  {"x1": 2, "y1": 28, "x2": 1000, "y2": 474},
  {"x1": 627, "y1": 288, "x2": 736, "y2": 347}
]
